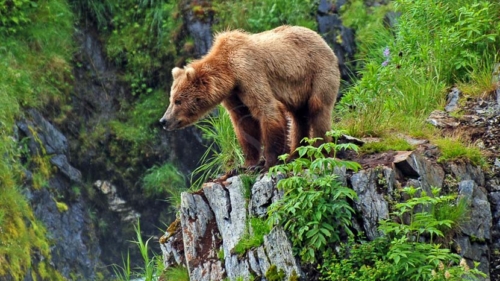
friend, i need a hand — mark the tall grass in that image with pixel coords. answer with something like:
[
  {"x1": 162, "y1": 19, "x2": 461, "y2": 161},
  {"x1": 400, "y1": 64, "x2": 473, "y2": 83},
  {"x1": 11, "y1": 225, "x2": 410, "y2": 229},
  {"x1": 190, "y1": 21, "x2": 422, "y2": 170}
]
[
  {"x1": 338, "y1": 0, "x2": 500, "y2": 138},
  {"x1": 113, "y1": 222, "x2": 166, "y2": 281},
  {"x1": 192, "y1": 106, "x2": 244, "y2": 188}
]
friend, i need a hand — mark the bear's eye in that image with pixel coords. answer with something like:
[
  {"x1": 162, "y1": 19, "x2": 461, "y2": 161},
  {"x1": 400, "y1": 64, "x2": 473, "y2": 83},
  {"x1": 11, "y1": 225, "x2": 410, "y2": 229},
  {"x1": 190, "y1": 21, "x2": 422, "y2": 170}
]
[{"x1": 174, "y1": 100, "x2": 181, "y2": 105}]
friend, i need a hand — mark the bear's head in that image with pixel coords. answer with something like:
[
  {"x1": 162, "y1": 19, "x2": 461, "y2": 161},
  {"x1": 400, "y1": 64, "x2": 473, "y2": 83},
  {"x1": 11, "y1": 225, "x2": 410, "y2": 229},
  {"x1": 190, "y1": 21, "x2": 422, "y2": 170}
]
[{"x1": 160, "y1": 66, "x2": 214, "y2": 131}]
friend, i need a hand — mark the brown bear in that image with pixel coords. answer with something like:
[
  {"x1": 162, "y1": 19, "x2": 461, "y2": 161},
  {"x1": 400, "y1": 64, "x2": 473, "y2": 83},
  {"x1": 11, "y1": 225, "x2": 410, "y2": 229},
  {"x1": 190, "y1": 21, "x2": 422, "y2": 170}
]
[{"x1": 160, "y1": 25, "x2": 340, "y2": 170}]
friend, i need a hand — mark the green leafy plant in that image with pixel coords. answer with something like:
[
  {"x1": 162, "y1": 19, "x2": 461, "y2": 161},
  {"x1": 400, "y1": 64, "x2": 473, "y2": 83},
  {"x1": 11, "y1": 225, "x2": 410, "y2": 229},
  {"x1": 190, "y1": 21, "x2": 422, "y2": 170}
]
[
  {"x1": 0, "y1": 0, "x2": 37, "y2": 34},
  {"x1": 321, "y1": 187, "x2": 484, "y2": 281},
  {"x1": 267, "y1": 130, "x2": 361, "y2": 263},
  {"x1": 380, "y1": 186, "x2": 459, "y2": 243}
]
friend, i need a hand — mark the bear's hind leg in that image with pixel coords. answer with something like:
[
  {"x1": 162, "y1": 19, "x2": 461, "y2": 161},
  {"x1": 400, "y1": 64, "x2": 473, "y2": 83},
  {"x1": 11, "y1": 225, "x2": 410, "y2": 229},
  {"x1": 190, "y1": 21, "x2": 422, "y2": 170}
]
[
  {"x1": 289, "y1": 107, "x2": 311, "y2": 160},
  {"x1": 308, "y1": 96, "x2": 334, "y2": 146}
]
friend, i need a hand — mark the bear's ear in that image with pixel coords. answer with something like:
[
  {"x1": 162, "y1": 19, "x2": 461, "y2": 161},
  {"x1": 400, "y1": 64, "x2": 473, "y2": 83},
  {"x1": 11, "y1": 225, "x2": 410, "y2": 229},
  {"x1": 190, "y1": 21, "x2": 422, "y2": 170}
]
[
  {"x1": 172, "y1": 67, "x2": 184, "y2": 79},
  {"x1": 185, "y1": 67, "x2": 196, "y2": 81}
]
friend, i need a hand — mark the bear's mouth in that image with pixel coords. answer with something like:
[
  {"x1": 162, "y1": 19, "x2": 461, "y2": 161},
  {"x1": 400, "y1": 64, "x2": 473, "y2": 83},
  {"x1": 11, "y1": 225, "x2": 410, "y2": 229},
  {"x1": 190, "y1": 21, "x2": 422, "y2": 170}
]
[{"x1": 163, "y1": 120, "x2": 184, "y2": 131}]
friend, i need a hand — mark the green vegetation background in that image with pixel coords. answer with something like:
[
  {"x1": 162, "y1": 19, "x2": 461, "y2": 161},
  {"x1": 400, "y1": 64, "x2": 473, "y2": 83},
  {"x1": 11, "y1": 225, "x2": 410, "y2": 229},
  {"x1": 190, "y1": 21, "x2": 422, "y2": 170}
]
[{"x1": 0, "y1": 0, "x2": 499, "y2": 279}]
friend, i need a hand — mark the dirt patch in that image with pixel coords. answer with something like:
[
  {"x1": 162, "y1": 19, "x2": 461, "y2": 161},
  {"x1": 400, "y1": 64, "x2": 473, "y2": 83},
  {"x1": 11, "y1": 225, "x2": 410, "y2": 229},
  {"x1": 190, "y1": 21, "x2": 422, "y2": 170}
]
[{"x1": 346, "y1": 150, "x2": 398, "y2": 169}]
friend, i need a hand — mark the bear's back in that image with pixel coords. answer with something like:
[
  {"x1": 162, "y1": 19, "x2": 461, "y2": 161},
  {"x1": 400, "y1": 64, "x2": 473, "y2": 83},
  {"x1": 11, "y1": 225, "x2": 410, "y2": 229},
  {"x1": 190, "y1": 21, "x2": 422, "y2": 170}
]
[{"x1": 232, "y1": 26, "x2": 337, "y2": 81}]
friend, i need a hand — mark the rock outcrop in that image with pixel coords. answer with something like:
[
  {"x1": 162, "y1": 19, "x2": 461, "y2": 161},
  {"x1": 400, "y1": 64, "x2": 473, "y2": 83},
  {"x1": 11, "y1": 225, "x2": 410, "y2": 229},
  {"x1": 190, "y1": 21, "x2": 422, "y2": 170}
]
[
  {"x1": 161, "y1": 148, "x2": 499, "y2": 280},
  {"x1": 161, "y1": 176, "x2": 301, "y2": 280}
]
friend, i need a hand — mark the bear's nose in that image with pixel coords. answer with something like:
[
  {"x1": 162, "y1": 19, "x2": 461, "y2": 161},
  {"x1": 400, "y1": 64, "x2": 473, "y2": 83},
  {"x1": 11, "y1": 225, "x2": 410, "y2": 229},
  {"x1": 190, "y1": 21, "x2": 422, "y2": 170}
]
[{"x1": 159, "y1": 117, "x2": 168, "y2": 127}]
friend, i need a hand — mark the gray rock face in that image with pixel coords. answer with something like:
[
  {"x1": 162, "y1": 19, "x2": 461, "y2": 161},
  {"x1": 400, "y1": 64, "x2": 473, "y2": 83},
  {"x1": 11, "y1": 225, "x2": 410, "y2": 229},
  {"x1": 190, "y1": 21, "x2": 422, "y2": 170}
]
[
  {"x1": 17, "y1": 109, "x2": 82, "y2": 184},
  {"x1": 161, "y1": 148, "x2": 498, "y2": 280},
  {"x1": 393, "y1": 150, "x2": 445, "y2": 194},
  {"x1": 181, "y1": 0, "x2": 213, "y2": 57},
  {"x1": 457, "y1": 180, "x2": 492, "y2": 279},
  {"x1": 459, "y1": 180, "x2": 492, "y2": 240},
  {"x1": 162, "y1": 175, "x2": 302, "y2": 280},
  {"x1": 180, "y1": 192, "x2": 224, "y2": 281},
  {"x1": 351, "y1": 167, "x2": 392, "y2": 240},
  {"x1": 250, "y1": 175, "x2": 283, "y2": 217},
  {"x1": 445, "y1": 87, "x2": 462, "y2": 112},
  {"x1": 30, "y1": 188, "x2": 100, "y2": 279},
  {"x1": 16, "y1": 109, "x2": 100, "y2": 281}
]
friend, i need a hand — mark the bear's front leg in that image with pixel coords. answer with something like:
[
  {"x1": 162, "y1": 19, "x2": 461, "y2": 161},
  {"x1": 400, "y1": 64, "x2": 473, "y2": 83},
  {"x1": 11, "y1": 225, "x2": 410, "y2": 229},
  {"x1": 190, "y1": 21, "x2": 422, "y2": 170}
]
[
  {"x1": 222, "y1": 96, "x2": 262, "y2": 168},
  {"x1": 260, "y1": 114, "x2": 289, "y2": 170}
]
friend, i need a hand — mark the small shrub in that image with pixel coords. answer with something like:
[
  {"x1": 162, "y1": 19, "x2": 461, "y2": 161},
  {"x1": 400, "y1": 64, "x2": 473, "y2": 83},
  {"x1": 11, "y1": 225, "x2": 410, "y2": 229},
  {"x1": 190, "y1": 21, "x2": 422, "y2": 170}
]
[
  {"x1": 267, "y1": 130, "x2": 360, "y2": 263},
  {"x1": 0, "y1": 0, "x2": 37, "y2": 34},
  {"x1": 321, "y1": 187, "x2": 485, "y2": 281}
]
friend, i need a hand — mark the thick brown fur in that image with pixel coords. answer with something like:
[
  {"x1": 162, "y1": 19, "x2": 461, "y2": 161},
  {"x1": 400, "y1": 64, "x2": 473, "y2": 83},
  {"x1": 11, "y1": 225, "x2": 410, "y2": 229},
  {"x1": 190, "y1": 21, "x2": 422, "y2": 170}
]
[{"x1": 160, "y1": 25, "x2": 340, "y2": 170}]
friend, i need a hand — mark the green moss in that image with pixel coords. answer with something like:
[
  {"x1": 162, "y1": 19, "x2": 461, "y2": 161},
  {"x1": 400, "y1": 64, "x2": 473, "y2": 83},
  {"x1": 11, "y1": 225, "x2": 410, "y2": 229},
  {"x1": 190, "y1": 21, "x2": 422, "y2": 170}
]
[
  {"x1": 163, "y1": 266, "x2": 189, "y2": 281},
  {"x1": 288, "y1": 270, "x2": 299, "y2": 281},
  {"x1": 240, "y1": 174, "x2": 257, "y2": 199},
  {"x1": 233, "y1": 218, "x2": 271, "y2": 255},
  {"x1": 55, "y1": 200, "x2": 69, "y2": 213},
  {"x1": 218, "y1": 248, "x2": 225, "y2": 261},
  {"x1": 265, "y1": 265, "x2": 285, "y2": 281},
  {"x1": 0, "y1": 0, "x2": 74, "y2": 278}
]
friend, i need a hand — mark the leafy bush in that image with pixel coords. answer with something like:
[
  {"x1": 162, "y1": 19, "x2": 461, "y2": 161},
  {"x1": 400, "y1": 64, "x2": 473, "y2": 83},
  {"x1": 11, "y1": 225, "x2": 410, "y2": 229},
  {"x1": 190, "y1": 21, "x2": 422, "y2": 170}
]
[
  {"x1": 321, "y1": 187, "x2": 485, "y2": 281},
  {"x1": 267, "y1": 130, "x2": 361, "y2": 263},
  {"x1": 380, "y1": 186, "x2": 462, "y2": 244},
  {"x1": 0, "y1": 0, "x2": 37, "y2": 34}
]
